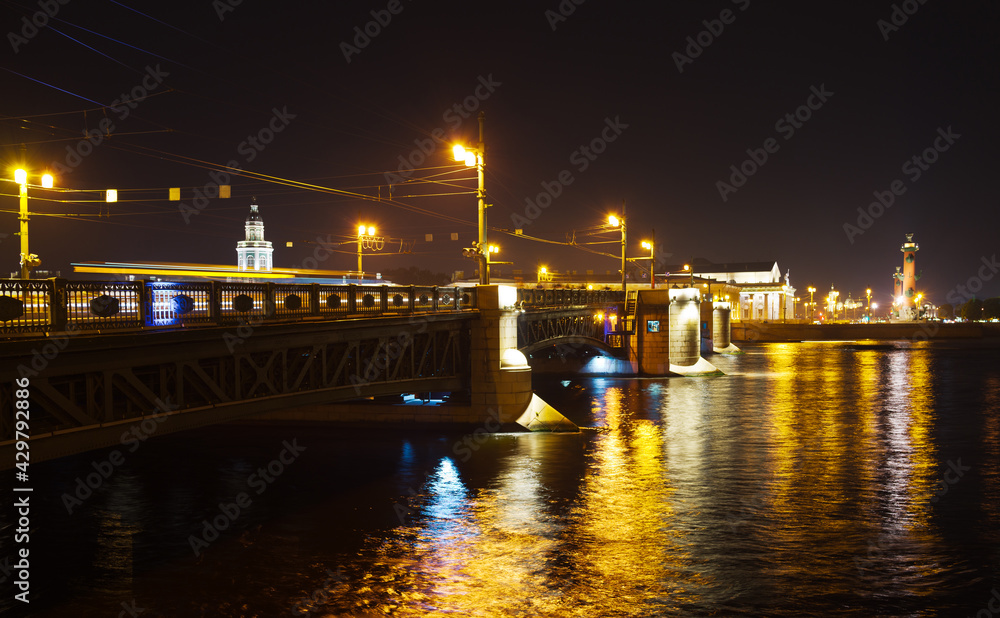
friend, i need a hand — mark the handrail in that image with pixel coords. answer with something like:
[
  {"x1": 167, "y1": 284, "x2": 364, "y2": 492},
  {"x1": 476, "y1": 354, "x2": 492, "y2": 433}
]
[{"x1": 0, "y1": 279, "x2": 480, "y2": 336}]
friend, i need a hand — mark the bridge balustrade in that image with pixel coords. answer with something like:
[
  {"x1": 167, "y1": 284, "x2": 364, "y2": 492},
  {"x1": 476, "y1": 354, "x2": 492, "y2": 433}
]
[
  {"x1": 0, "y1": 278, "x2": 478, "y2": 336},
  {"x1": 516, "y1": 287, "x2": 623, "y2": 308}
]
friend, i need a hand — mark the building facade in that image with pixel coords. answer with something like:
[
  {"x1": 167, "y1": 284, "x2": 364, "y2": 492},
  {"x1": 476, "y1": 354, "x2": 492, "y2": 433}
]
[{"x1": 236, "y1": 201, "x2": 273, "y2": 272}]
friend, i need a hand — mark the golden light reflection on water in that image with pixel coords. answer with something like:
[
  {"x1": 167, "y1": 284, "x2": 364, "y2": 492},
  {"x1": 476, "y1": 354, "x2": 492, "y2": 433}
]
[{"x1": 317, "y1": 342, "x2": 993, "y2": 616}]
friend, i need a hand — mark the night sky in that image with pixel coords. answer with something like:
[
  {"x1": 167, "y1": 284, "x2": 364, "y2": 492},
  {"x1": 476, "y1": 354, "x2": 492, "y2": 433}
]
[{"x1": 2, "y1": 1, "x2": 998, "y2": 307}]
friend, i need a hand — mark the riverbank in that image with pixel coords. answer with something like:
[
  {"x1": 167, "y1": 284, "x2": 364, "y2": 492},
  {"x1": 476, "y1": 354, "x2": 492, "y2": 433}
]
[{"x1": 731, "y1": 320, "x2": 1000, "y2": 342}]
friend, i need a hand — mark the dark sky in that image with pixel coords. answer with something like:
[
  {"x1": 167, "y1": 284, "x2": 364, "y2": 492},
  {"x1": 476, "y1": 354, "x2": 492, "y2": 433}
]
[{"x1": 1, "y1": 0, "x2": 998, "y2": 306}]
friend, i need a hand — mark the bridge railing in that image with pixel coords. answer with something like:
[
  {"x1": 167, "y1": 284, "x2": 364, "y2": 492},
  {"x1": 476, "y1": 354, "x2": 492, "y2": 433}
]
[
  {"x1": 0, "y1": 279, "x2": 478, "y2": 336},
  {"x1": 516, "y1": 287, "x2": 624, "y2": 307}
]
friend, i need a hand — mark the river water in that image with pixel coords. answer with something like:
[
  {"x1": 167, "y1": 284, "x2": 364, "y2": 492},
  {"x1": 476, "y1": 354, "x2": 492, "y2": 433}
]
[{"x1": 5, "y1": 340, "x2": 1000, "y2": 616}]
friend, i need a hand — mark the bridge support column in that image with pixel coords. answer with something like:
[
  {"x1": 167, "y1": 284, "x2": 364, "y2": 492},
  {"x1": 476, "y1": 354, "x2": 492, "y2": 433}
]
[
  {"x1": 668, "y1": 288, "x2": 723, "y2": 376},
  {"x1": 700, "y1": 297, "x2": 714, "y2": 355},
  {"x1": 713, "y1": 302, "x2": 741, "y2": 354},
  {"x1": 473, "y1": 285, "x2": 576, "y2": 431}
]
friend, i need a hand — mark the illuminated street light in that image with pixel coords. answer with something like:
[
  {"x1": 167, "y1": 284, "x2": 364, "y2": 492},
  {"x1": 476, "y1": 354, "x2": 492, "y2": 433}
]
[
  {"x1": 538, "y1": 266, "x2": 548, "y2": 283},
  {"x1": 607, "y1": 207, "x2": 626, "y2": 293},
  {"x1": 866, "y1": 288, "x2": 872, "y2": 321},
  {"x1": 641, "y1": 234, "x2": 655, "y2": 289},
  {"x1": 357, "y1": 224, "x2": 378, "y2": 282},
  {"x1": 13, "y1": 168, "x2": 55, "y2": 279},
  {"x1": 453, "y1": 112, "x2": 488, "y2": 285}
]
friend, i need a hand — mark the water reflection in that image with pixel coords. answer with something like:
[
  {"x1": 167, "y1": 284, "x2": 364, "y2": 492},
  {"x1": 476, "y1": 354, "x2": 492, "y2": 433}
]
[{"x1": 21, "y1": 341, "x2": 1000, "y2": 616}]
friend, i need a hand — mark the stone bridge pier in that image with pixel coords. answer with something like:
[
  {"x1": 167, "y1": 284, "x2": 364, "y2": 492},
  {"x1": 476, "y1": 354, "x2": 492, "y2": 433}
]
[{"x1": 471, "y1": 285, "x2": 577, "y2": 432}]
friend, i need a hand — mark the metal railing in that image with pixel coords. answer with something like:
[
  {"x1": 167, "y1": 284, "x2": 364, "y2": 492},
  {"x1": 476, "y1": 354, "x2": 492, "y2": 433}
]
[
  {"x1": 0, "y1": 279, "x2": 479, "y2": 336},
  {"x1": 516, "y1": 287, "x2": 624, "y2": 308}
]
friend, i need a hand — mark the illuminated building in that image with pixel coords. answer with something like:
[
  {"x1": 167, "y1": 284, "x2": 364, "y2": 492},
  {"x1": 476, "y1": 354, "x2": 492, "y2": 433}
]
[
  {"x1": 236, "y1": 200, "x2": 273, "y2": 272},
  {"x1": 675, "y1": 260, "x2": 795, "y2": 321}
]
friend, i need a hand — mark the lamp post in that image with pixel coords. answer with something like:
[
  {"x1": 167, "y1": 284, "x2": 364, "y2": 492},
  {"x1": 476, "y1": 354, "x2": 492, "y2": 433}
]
[
  {"x1": 453, "y1": 112, "x2": 488, "y2": 285},
  {"x1": 357, "y1": 224, "x2": 376, "y2": 282},
  {"x1": 641, "y1": 232, "x2": 655, "y2": 289},
  {"x1": 866, "y1": 288, "x2": 872, "y2": 321},
  {"x1": 608, "y1": 203, "x2": 626, "y2": 294},
  {"x1": 807, "y1": 286, "x2": 816, "y2": 320},
  {"x1": 14, "y1": 169, "x2": 53, "y2": 280}
]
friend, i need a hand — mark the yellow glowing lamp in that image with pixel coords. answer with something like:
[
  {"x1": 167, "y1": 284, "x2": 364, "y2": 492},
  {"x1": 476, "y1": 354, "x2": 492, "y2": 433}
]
[
  {"x1": 488, "y1": 245, "x2": 499, "y2": 254},
  {"x1": 540, "y1": 267, "x2": 547, "y2": 274},
  {"x1": 641, "y1": 241, "x2": 651, "y2": 250},
  {"x1": 684, "y1": 264, "x2": 690, "y2": 271},
  {"x1": 608, "y1": 215, "x2": 620, "y2": 227},
  {"x1": 464, "y1": 152, "x2": 476, "y2": 167},
  {"x1": 367, "y1": 226, "x2": 375, "y2": 236},
  {"x1": 14, "y1": 169, "x2": 27, "y2": 185},
  {"x1": 41, "y1": 174, "x2": 54, "y2": 188},
  {"x1": 358, "y1": 225, "x2": 366, "y2": 235},
  {"x1": 453, "y1": 144, "x2": 466, "y2": 162},
  {"x1": 106, "y1": 189, "x2": 117, "y2": 203},
  {"x1": 587, "y1": 284, "x2": 593, "y2": 290}
]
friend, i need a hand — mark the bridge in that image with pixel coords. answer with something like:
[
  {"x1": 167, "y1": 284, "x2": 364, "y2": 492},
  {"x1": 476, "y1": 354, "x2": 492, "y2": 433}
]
[{"x1": 0, "y1": 278, "x2": 637, "y2": 466}]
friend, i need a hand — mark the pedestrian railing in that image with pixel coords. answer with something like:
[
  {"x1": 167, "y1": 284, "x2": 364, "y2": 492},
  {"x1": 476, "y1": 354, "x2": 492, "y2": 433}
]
[{"x1": 0, "y1": 279, "x2": 478, "y2": 336}]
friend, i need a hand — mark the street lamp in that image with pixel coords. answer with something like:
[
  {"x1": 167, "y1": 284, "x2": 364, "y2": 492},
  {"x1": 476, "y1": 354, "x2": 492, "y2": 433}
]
[
  {"x1": 607, "y1": 206, "x2": 626, "y2": 294},
  {"x1": 793, "y1": 297, "x2": 800, "y2": 320},
  {"x1": 807, "y1": 286, "x2": 816, "y2": 320},
  {"x1": 357, "y1": 224, "x2": 377, "y2": 282},
  {"x1": 453, "y1": 112, "x2": 488, "y2": 285},
  {"x1": 641, "y1": 233, "x2": 655, "y2": 289},
  {"x1": 537, "y1": 266, "x2": 548, "y2": 284},
  {"x1": 13, "y1": 169, "x2": 53, "y2": 279},
  {"x1": 684, "y1": 263, "x2": 694, "y2": 288},
  {"x1": 866, "y1": 288, "x2": 872, "y2": 321}
]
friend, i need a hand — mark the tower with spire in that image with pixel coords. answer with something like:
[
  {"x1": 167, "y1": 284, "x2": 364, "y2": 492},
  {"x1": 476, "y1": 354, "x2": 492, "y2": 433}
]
[{"x1": 236, "y1": 199, "x2": 273, "y2": 272}]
